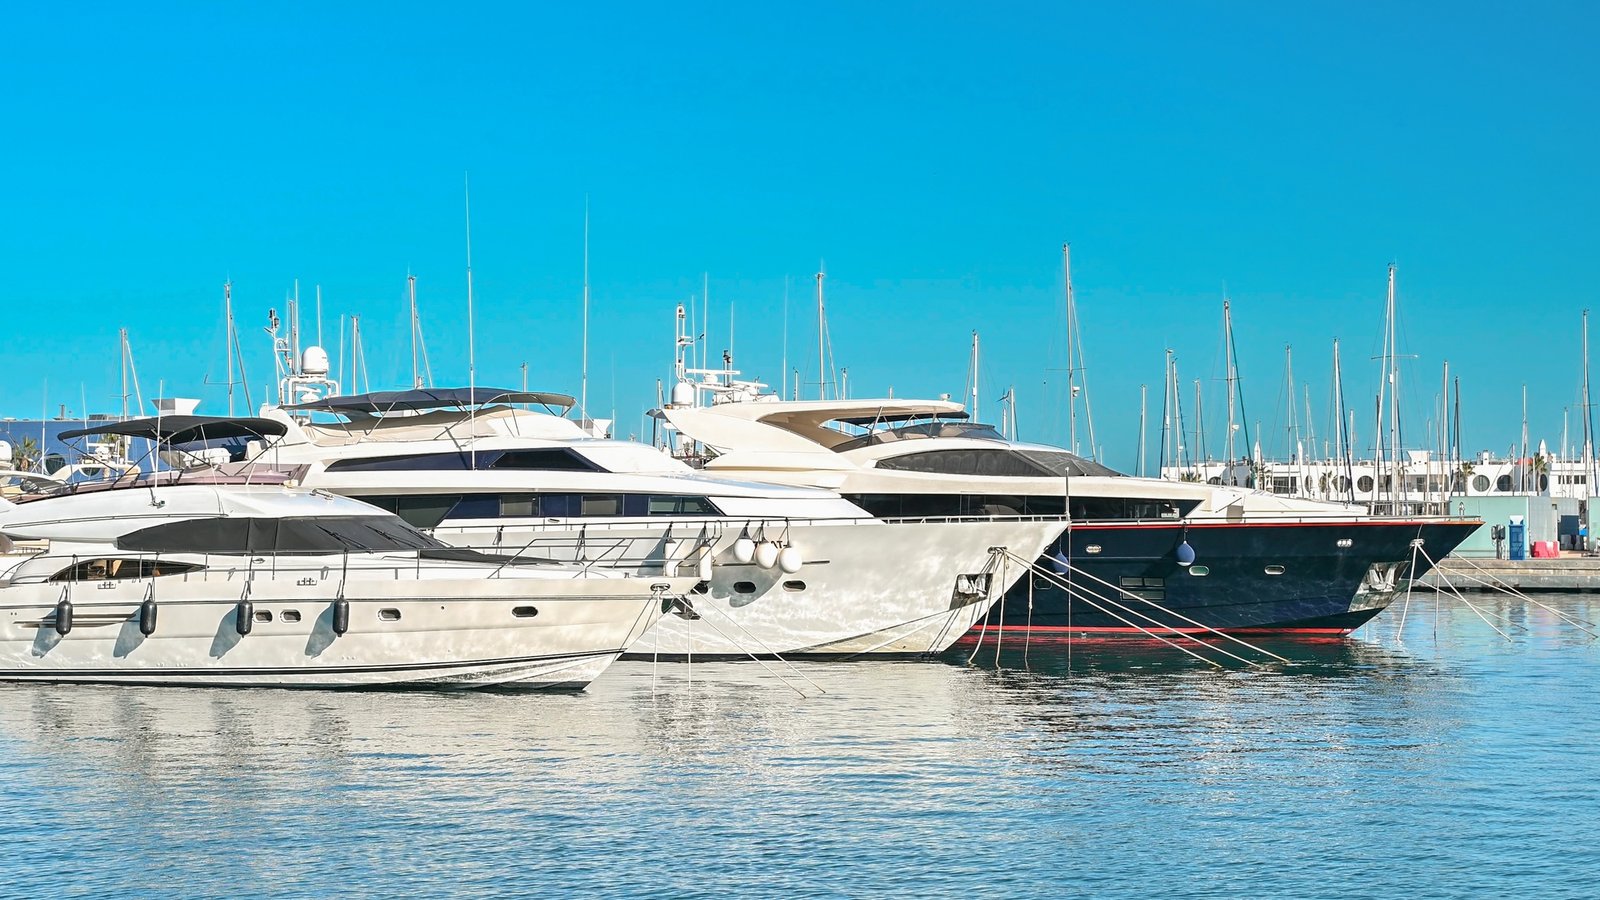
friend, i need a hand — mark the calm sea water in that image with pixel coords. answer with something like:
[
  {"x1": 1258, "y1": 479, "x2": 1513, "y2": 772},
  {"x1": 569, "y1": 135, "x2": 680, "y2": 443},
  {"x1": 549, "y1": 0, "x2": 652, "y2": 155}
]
[{"x1": 1, "y1": 593, "x2": 1597, "y2": 899}]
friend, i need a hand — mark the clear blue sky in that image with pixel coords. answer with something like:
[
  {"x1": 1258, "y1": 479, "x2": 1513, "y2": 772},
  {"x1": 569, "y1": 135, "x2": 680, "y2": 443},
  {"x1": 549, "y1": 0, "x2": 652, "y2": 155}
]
[{"x1": 3, "y1": 2, "x2": 1596, "y2": 469}]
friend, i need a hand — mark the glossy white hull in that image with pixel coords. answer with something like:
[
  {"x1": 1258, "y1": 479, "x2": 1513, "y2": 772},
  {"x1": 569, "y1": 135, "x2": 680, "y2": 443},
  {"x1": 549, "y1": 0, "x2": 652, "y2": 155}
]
[
  {"x1": 437, "y1": 517, "x2": 1064, "y2": 657},
  {"x1": 0, "y1": 578, "x2": 665, "y2": 689}
]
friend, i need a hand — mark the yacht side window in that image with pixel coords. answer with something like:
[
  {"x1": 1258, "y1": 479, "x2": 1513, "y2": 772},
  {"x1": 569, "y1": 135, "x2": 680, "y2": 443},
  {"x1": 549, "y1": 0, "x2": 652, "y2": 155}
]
[
  {"x1": 647, "y1": 495, "x2": 716, "y2": 515},
  {"x1": 500, "y1": 495, "x2": 537, "y2": 517},
  {"x1": 581, "y1": 495, "x2": 622, "y2": 516},
  {"x1": 50, "y1": 558, "x2": 203, "y2": 583}
]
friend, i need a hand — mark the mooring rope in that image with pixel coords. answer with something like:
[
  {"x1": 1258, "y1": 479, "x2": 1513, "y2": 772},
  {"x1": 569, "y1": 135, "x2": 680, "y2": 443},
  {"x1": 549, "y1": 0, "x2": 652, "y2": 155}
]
[
  {"x1": 1010, "y1": 553, "x2": 1271, "y2": 668},
  {"x1": 1416, "y1": 545, "x2": 1520, "y2": 642},
  {"x1": 673, "y1": 601, "x2": 818, "y2": 698},
  {"x1": 1397, "y1": 542, "x2": 1420, "y2": 636},
  {"x1": 687, "y1": 598, "x2": 828, "y2": 695},
  {"x1": 1034, "y1": 553, "x2": 1291, "y2": 665},
  {"x1": 997, "y1": 551, "x2": 1239, "y2": 668}
]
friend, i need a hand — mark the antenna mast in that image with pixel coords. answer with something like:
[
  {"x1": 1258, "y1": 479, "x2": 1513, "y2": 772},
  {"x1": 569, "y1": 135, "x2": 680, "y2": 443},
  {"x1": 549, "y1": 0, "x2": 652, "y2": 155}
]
[{"x1": 969, "y1": 331, "x2": 980, "y2": 422}]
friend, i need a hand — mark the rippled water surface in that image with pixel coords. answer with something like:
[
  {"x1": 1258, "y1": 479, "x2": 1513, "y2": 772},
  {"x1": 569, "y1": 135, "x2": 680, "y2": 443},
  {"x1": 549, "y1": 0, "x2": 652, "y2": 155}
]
[{"x1": 2, "y1": 594, "x2": 1598, "y2": 898}]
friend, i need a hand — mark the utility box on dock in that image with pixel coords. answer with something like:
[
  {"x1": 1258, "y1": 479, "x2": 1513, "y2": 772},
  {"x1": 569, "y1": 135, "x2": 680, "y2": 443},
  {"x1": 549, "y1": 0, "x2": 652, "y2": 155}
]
[{"x1": 1509, "y1": 515, "x2": 1526, "y2": 561}]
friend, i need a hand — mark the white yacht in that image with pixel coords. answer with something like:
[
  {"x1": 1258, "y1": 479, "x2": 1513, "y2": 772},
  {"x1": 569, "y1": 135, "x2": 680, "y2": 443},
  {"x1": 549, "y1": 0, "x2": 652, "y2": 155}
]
[
  {"x1": 655, "y1": 377, "x2": 1482, "y2": 636},
  {"x1": 119, "y1": 386, "x2": 1063, "y2": 659},
  {"x1": 0, "y1": 423, "x2": 693, "y2": 688}
]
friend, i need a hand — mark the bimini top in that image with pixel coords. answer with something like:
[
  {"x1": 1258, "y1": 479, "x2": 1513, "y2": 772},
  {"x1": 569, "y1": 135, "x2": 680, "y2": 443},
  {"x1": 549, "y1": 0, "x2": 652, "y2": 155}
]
[
  {"x1": 59, "y1": 416, "x2": 289, "y2": 445},
  {"x1": 285, "y1": 388, "x2": 576, "y2": 415}
]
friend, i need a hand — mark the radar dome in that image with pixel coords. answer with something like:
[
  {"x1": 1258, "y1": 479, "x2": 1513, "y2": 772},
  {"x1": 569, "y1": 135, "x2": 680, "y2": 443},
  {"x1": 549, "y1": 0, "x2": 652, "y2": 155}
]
[
  {"x1": 670, "y1": 382, "x2": 695, "y2": 407},
  {"x1": 302, "y1": 346, "x2": 330, "y2": 376}
]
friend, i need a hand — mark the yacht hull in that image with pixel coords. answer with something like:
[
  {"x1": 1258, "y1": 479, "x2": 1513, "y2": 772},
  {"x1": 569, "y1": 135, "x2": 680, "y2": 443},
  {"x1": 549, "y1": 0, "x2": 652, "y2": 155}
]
[
  {"x1": 631, "y1": 518, "x2": 1063, "y2": 658},
  {"x1": 441, "y1": 517, "x2": 1063, "y2": 657},
  {"x1": 966, "y1": 519, "x2": 1481, "y2": 638},
  {"x1": 0, "y1": 581, "x2": 664, "y2": 689}
]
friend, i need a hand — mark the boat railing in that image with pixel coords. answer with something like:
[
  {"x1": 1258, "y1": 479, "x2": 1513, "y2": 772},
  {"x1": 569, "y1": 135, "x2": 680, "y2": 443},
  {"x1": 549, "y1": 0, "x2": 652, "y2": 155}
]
[{"x1": 1, "y1": 545, "x2": 708, "y2": 588}]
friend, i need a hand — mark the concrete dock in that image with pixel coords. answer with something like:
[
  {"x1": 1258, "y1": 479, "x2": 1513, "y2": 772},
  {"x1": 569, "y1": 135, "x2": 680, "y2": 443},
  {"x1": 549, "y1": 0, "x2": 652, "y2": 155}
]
[{"x1": 1418, "y1": 556, "x2": 1600, "y2": 593}]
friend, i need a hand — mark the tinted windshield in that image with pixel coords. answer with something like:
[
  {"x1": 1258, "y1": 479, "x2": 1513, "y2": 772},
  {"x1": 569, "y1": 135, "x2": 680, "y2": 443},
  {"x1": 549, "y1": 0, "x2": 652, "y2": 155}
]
[
  {"x1": 117, "y1": 515, "x2": 446, "y2": 555},
  {"x1": 875, "y1": 448, "x2": 1121, "y2": 478}
]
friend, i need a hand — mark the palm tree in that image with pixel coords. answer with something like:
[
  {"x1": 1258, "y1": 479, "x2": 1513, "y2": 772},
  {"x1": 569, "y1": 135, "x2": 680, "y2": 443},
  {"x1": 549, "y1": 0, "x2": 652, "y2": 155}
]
[
  {"x1": 10, "y1": 436, "x2": 41, "y2": 472},
  {"x1": 1531, "y1": 452, "x2": 1551, "y2": 493}
]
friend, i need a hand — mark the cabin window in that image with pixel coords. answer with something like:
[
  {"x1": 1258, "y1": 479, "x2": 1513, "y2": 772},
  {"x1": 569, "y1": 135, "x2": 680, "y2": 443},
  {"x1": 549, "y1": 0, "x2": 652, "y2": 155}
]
[
  {"x1": 49, "y1": 558, "x2": 203, "y2": 582},
  {"x1": 733, "y1": 581, "x2": 757, "y2": 594},
  {"x1": 378, "y1": 608, "x2": 402, "y2": 622},
  {"x1": 281, "y1": 610, "x2": 302, "y2": 623},
  {"x1": 1189, "y1": 565, "x2": 1210, "y2": 576},
  {"x1": 1496, "y1": 475, "x2": 1512, "y2": 492},
  {"x1": 782, "y1": 580, "x2": 806, "y2": 592},
  {"x1": 491, "y1": 449, "x2": 600, "y2": 472},
  {"x1": 1265, "y1": 565, "x2": 1286, "y2": 576},
  {"x1": 512, "y1": 606, "x2": 539, "y2": 618}
]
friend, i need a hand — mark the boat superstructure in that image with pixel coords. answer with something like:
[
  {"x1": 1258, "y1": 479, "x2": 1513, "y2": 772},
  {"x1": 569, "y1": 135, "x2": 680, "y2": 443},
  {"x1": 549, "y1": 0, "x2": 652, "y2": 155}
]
[
  {"x1": 0, "y1": 429, "x2": 691, "y2": 688},
  {"x1": 127, "y1": 386, "x2": 1064, "y2": 659}
]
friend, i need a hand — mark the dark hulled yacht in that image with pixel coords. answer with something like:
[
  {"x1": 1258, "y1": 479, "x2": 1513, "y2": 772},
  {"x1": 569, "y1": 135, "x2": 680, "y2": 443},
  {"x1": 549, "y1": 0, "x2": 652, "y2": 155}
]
[{"x1": 656, "y1": 383, "x2": 1481, "y2": 638}]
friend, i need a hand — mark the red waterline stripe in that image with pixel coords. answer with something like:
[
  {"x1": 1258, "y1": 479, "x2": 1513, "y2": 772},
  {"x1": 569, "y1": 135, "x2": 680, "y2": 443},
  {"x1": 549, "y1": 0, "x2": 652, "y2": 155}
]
[
  {"x1": 1073, "y1": 520, "x2": 1481, "y2": 531},
  {"x1": 957, "y1": 624, "x2": 1353, "y2": 638}
]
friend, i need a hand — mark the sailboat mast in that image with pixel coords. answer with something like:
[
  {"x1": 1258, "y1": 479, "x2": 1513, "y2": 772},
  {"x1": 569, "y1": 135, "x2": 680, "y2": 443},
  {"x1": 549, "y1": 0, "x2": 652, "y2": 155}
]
[
  {"x1": 581, "y1": 196, "x2": 590, "y2": 420},
  {"x1": 1333, "y1": 337, "x2": 1356, "y2": 504},
  {"x1": 408, "y1": 274, "x2": 420, "y2": 389},
  {"x1": 1585, "y1": 309, "x2": 1595, "y2": 489},
  {"x1": 781, "y1": 276, "x2": 789, "y2": 401},
  {"x1": 1064, "y1": 243, "x2": 1076, "y2": 454},
  {"x1": 1224, "y1": 298, "x2": 1237, "y2": 462},
  {"x1": 464, "y1": 174, "x2": 476, "y2": 470},
  {"x1": 1164, "y1": 350, "x2": 1177, "y2": 474},
  {"x1": 120, "y1": 328, "x2": 129, "y2": 420},
  {"x1": 224, "y1": 282, "x2": 235, "y2": 416},
  {"x1": 1387, "y1": 264, "x2": 1402, "y2": 508},
  {"x1": 1441, "y1": 360, "x2": 1450, "y2": 504},
  {"x1": 1137, "y1": 383, "x2": 1147, "y2": 477},
  {"x1": 815, "y1": 269, "x2": 827, "y2": 400}
]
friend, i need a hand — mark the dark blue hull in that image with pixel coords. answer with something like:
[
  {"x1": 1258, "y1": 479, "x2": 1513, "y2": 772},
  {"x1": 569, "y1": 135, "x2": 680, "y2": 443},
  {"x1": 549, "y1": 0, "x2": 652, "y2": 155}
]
[{"x1": 971, "y1": 519, "x2": 1481, "y2": 636}]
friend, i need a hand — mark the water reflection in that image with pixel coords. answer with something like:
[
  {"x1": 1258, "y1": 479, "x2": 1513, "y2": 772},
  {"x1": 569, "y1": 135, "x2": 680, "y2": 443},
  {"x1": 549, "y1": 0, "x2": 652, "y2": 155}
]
[{"x1": 0, "y1": 596, "x2": 1595, "y2": 898}]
